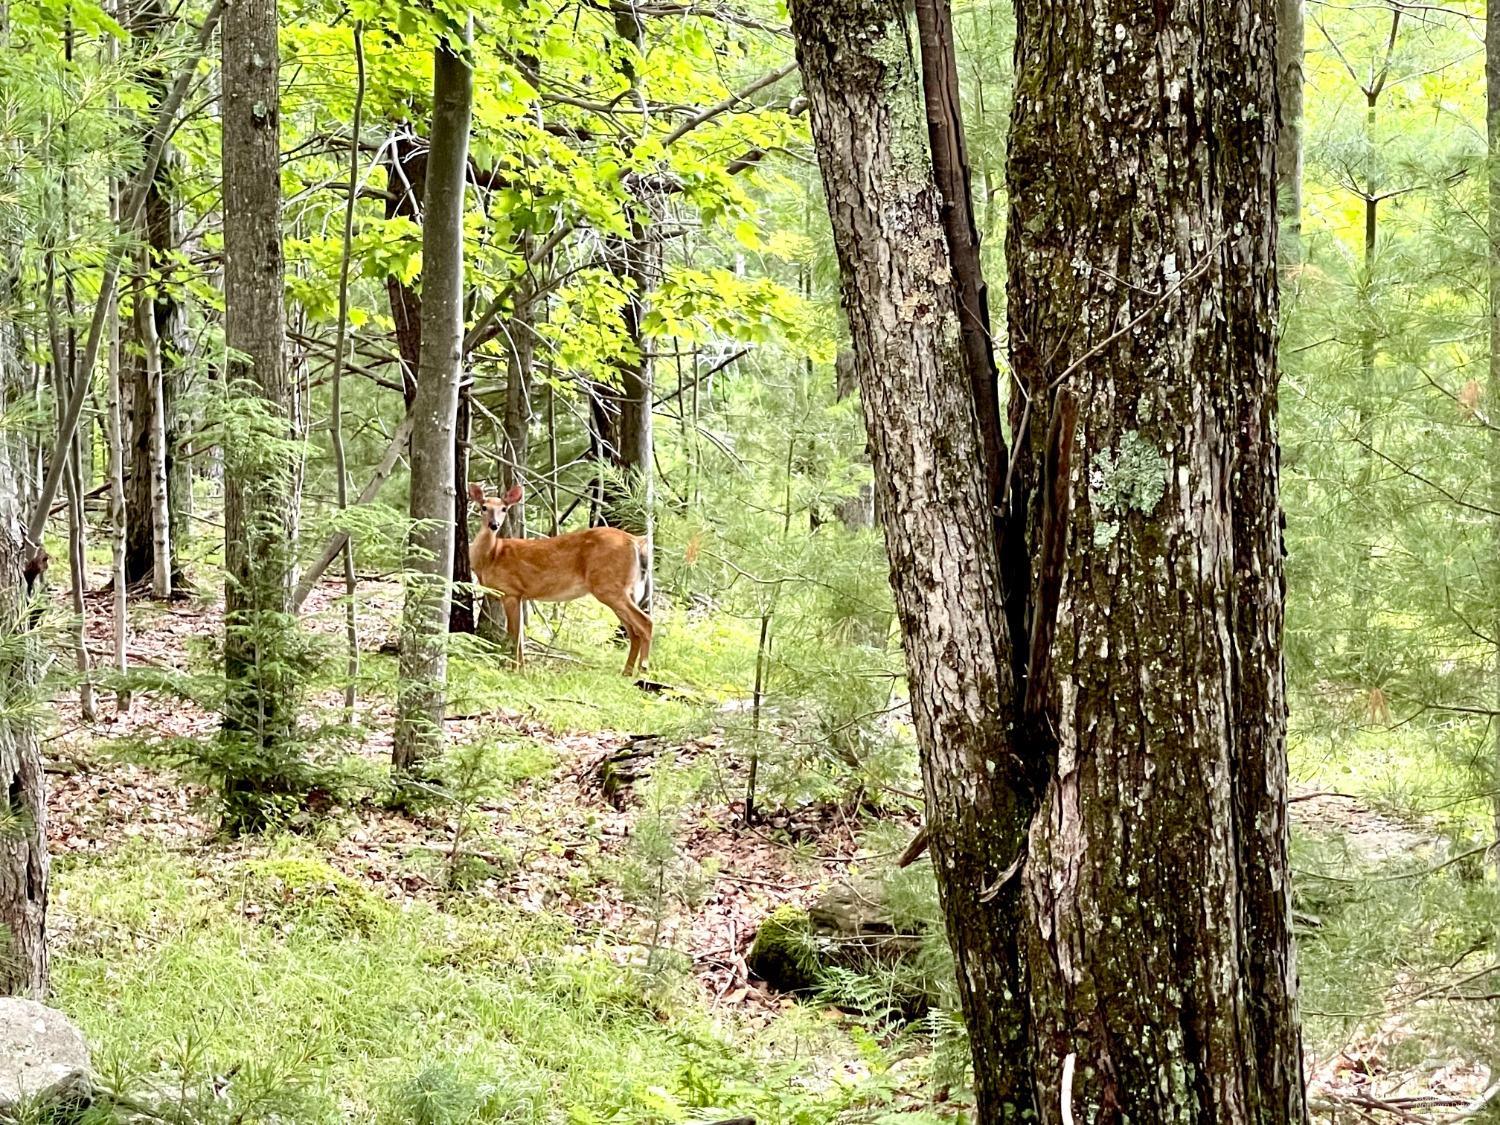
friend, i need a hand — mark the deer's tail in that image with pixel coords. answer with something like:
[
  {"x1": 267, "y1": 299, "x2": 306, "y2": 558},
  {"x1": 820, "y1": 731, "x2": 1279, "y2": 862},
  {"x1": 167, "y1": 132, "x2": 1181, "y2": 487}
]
[{"x1": 634, "y1": 536, "x2": 651, "y2": 607}]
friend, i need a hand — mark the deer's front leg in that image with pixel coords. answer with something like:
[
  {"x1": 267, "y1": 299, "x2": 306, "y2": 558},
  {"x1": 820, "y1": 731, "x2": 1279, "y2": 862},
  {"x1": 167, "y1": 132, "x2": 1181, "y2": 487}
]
[{"x1": 503, "y1": 596, "x2": 525, "y2": 668}]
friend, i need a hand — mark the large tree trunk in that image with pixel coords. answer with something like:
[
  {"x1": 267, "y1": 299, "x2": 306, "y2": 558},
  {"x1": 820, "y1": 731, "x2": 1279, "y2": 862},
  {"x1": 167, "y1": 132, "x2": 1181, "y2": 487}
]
[
  {"x1": 394, "y1": 26, "x2": 472, "y2": 772},
  {"x1": 1006, "y1": 0, "x2": 1304, "y2": 1118},
  {"x1": 789, "y1": 3, "x2": 1036, "y2": 1114},
  {"x1": 794, "y1": 0, "x2": 1305, "y2": 1119},
  {"x1": 221, "y1": 0, "x2": 297, "y2": 758},
  {"x1": 0, "y1": 439, "x2": 47, "y2": 998}
]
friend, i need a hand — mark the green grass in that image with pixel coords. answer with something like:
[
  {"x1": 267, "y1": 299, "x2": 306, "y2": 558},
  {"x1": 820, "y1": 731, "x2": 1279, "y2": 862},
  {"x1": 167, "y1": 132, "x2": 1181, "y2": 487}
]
[{"x1": 52, "y1": 842, "x2": 900, "y2": 1124}]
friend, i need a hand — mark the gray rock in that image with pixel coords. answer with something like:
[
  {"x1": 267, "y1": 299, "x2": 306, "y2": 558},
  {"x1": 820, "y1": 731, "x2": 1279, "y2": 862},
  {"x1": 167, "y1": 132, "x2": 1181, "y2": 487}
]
[{"x1": 0, "y1": 998, "x2": 92, "y2": 1112}]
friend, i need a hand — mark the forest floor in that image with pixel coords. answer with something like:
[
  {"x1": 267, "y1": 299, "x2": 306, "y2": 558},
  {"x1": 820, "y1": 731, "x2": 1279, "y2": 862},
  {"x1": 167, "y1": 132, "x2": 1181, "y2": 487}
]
[{"x1": 35, "y1": 573, "x2": 1500, "y2": 1122}]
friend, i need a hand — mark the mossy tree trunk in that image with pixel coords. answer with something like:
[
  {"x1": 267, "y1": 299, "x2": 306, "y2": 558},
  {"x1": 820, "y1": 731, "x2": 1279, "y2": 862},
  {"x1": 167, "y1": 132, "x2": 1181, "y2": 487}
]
[
  {"x1": 393, "y1": 24, "x2": 473, "y2": 772},
  {"x1": 1006, "y1": 0, "x2": 1304, "y2": 1118},
  {"x1": 794, "y1": 0, "x2": 1306, "y2": 1119}
]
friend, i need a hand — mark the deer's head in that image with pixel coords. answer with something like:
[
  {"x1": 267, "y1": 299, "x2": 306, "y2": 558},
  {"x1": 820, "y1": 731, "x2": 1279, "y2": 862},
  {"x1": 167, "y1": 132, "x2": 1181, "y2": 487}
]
[{"x1": 468, "y1": 483, "x2": 523, "y2": 534}]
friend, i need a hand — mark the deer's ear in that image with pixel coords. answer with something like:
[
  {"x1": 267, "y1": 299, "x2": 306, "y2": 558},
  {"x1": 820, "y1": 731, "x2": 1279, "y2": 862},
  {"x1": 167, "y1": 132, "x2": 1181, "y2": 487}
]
[
  {"x1": 467, "y1": 482, "x2": 486, "y2": 503},
  {"x1": 502, "y1": 484, "x2": 524, "y2": 506}
]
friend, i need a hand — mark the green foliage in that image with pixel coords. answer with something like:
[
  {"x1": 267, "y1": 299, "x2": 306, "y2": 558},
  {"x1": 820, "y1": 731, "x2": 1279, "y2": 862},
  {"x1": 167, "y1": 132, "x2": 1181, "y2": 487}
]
[{"x1": 51, "y1": 844, "x2": 916, "y2": 1123}]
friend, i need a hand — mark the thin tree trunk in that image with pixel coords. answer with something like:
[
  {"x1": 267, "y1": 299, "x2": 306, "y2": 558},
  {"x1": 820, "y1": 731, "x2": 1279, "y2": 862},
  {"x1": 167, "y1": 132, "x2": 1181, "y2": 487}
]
[
  {"x1": 385, "y1": 132, "x2": 426, "y2": 404},
  {"x1": 221, "y1": 0, "x2": 297, "y2": 758},
  {"x1": 327, "y1": 21, "x2": 366, "y2": 712},
  {"x1": 124, "y1": 0, "x2": 188, "y2": 589},
  {"x1": 1277, "y1": 0, "x2": 1304, "y2": 251},
  {"x1": 476, "y1": 276, "x2": 538, "y2": 645},
  {"x1": 1487, "y1": 0, "x2": 1500, "y2": 866},
  {"x1": 394, "y1": 24, "x2": 473, "y2": 772},
  {"x1": 106, "y1": 250, "x2": 130, "y2": 715},
  {"x1": 606, "y1": 1, "x2": 657, "y2": 606},
  {"x1": 45, "y1": 253, "x2": 96, "y2": 721},
  {"x1": 789, "y1": 3, "x2": 1035, "y2": 1113},
  {"x1": 449, "y1": 381, "x2": 475, "y2": 635},
  {"x1": 136, "y1": 275, "x2": 172, "y2": 600}
]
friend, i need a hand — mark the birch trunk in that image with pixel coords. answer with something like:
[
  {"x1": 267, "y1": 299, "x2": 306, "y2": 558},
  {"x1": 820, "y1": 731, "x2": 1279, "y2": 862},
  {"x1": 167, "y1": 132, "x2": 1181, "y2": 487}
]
[{"x1": 137, "y1": 276, "x2": 172, "y2": 600}]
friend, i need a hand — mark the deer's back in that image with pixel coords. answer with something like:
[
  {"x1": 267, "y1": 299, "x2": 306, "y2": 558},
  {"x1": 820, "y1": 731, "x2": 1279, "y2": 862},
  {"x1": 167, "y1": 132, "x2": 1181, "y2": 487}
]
[{"x1": 471, "y1": 526, "x2": 642, "y2": 602}]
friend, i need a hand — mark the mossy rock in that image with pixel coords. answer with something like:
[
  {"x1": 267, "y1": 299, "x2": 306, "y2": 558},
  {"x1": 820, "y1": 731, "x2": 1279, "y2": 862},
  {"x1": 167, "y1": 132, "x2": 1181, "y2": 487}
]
[
  {"x1": 748, "y1": 882, "x2": 931, "y2": 1018},
  {"x1": 746, "y1": 904, "x2": 821, "y2": 993},
  {"x1": 243, "y1": 857, "x2": 396, "y2": 937}
]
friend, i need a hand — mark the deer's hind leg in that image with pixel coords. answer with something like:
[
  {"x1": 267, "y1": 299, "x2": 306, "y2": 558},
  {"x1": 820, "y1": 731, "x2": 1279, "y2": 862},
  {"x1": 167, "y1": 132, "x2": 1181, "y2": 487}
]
[{"x1": 601, "y1": 594, "x2": 651, "y2": 677}]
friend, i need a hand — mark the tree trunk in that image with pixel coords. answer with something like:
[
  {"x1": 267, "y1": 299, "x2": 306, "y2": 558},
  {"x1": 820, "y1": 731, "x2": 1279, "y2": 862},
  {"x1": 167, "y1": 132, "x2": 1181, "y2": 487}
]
[
  {"x1": 106, "y1": 225, "x2": 131, "y2": 714},
  {"x1": 1277, "y1": 0, "x2": 1304, "y2": 250},
  {"x1": 789, "y1": 3, "x2": 1036, "y2": 1114},
  {"x1": 794, "y1": 0, "x2": 1306, "y2": 1118},
  {"x1": 1006, "y1": 0, "x2": 1305, "y2": 1118},
  {"x1": 0, "y1": 440, "x2": 48, "y2": 998},
  {"x1": 385, "y1": 132, "x2": 426, "y2": 404},
  {"x1": 449, "y1": 382, "x2": 475, "y2": 634},
  {"x1": 382, "y1": 129, "x2": 475, "y2": 635},
  {"x1": 1487, "y1": 0, "x2": 1500, "y2": 866},
  {"x1": 394, "y1": 25, "x2": 472, "y2": 772},
  {"x1": 136, "y1": 276, "x2": 172, "y2": 599},
  {"x1": 606, "y1": 2, "x2": 657, "y2": 604},
  {"x1": 124, "y1": 0, "x2": 188, "y2": 589},
  {"x1": 221, "y1": 0, "x2": 297, "y2": 757}
]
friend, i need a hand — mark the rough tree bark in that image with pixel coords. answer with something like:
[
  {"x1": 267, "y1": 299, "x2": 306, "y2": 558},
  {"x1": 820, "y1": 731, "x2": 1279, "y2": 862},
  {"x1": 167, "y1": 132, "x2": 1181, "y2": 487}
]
[
  {"x1": 794, "y1": 0, "x2": 1306, "y2": 1119},
  {"x1": 393, "y1": 24, "x2": 473, "y2": 772},
  {"x1": 789, "y1": 3, "x2": 1036, "y2": 1114},
  {"x1": 0, "y1": 441, "x2": 47, "y2": 998},
  {"x1": 1006, "y1": 0, "x2": 1305, "y2": 1118},
  {"x1": 221, "y1": 0, "x2": 297, "y2": 755}
]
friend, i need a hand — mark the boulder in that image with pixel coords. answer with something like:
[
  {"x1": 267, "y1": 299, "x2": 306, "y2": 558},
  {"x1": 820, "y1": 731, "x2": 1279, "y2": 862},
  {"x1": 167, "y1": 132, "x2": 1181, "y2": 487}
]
[{"x1": 0, "y1": 998, "x2": 92, "y2": 1113}]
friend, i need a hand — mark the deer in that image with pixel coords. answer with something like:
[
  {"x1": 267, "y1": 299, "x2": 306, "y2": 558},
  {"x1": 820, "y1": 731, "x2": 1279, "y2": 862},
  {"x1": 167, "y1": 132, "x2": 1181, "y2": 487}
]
[{"x1": 467, "y1": 482, "x2": 653, "y2": 677}]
